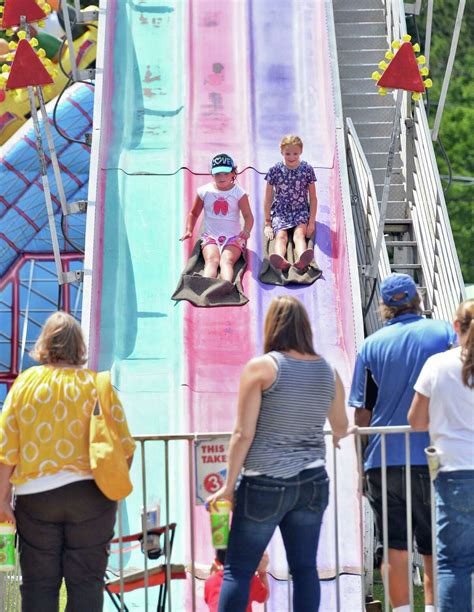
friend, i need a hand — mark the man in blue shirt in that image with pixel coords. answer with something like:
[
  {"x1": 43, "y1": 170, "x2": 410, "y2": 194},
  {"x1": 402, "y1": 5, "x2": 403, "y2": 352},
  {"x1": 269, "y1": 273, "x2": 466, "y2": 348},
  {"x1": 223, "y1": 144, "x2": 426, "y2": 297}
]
[{"x1": 349, "y1": 273, "x2": 456, "y2": 612}]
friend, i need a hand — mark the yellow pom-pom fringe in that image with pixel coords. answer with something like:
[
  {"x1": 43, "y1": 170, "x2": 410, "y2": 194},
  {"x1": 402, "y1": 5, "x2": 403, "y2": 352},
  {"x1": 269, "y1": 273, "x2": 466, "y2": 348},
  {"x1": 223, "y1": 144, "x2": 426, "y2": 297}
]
[
  {"x1": 378, "y1": 87, "x2": 388, "y2": 96},
  {"x1": 30, "y1": 38, "x2": 39, "y2": 47},
  {"x1": 392, "y1": 40, "x2": 401, "y2": 49},
  {"x1": 420, "y1": 67, "x2": 429, "y2": 76},
  {"x1": 412, "y1": 92, "x2": 421, "y2": 101},
  {"x1": 371, "y1": 71, "x2": 381, "y2": 81},
  {"x1": 385, "y1": 50, "x2": 394, "y2": 60},
  {"x1": 6, "y1": 29, "x2": 14, "y2": 37},
  {"x1": 17, "y1": 31, "x2": 27, "y2": 40},
  {"x1": 5, "y1": 52, "x2": 13, "y2": 61},
  {"x1": 1, "y1": 64, "x2": 9, "y2": 73},
  {"x1": 8, "y1": 41, "x2": 17, "y2": 50},
  {"x1": 412, "y1": 43, "x2": 420, "y2": 53},
  {"x1": 402, "y1": 34, "x2": 412, "y2": 42},
  {"x1": 417, "y1": 55, "x2": 426, "y2": 65},
  {"x1": 378, "y1": 61, "x2": 388, "y2": 71},
  {"x1": 424, "y1": 79, "x2": 433, "y2": 88},
  {"x1": 37, "y1": 48, "x2": 46, "y2": 58}
]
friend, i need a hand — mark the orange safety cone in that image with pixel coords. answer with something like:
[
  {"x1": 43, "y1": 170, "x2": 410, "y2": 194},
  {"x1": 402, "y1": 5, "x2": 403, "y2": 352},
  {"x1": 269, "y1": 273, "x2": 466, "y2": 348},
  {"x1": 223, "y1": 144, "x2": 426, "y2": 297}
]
[
  {"x1": 5, "y1": 39, "x2": 53, "y2": 89},
  {"x1": 377, "y1": 42, "x2": 425, "y2": 93},
  {"x1": 1, "y1": 0, "x2": 46, "y2": 29}
]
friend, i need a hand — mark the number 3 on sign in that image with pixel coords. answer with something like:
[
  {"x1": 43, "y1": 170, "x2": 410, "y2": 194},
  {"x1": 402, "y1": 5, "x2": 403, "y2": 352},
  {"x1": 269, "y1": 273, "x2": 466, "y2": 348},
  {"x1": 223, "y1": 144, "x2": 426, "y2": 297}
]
[{"x1": 204, "y1": 473, "x2": 223, "y2": 493}]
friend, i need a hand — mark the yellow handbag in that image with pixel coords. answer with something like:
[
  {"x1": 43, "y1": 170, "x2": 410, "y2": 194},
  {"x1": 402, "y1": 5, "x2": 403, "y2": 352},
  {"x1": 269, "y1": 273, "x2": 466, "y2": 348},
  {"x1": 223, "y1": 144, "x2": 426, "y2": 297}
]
[{"x1": 89, "y1": 371, "x2": 133, "y2": 501}]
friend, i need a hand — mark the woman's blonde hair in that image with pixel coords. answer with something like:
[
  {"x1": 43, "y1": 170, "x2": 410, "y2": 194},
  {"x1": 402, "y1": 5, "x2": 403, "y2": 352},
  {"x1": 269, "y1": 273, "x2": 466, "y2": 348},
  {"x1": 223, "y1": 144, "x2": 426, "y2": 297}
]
[
  {"x1": 30, "y1": 311, "x2": 87, "y2": 365},
  {"x1": 280, "y1": 134, "x2": 303, "y2": 152},
  {"x1": 456, "y1": 299, "x2": 474, "y2": 389},
  {"x1": 264, "y1": 296, "x2": 316, "y2": 355}
]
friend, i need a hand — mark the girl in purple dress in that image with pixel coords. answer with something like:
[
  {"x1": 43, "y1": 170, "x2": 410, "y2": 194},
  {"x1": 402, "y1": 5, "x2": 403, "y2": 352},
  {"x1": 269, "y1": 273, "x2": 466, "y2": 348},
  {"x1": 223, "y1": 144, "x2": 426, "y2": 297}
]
[{"x1": 263, "y1": 135, "x2": 318, "y2": 271}]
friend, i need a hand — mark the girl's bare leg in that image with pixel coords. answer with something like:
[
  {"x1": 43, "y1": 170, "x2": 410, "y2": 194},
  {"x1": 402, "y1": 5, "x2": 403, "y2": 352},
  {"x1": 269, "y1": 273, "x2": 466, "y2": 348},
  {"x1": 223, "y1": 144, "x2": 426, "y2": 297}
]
[
  {"x1": 275, "y1": 230, "x2": 289, "y2": 259},
  {"x1": 202, "y1": 244, "x2": 220, "y2": 278},
  {"x1": 220, "y1": 245, "x2": 241, "y2": 283},
  {"x1": 293, "y1": 224, "x2": 308, "y2": 259}
]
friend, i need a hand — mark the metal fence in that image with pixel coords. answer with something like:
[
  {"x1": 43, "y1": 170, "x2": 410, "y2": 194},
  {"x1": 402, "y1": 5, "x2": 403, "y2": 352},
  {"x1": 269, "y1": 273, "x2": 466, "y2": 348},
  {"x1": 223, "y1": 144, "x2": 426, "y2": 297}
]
[{"x1": 113, "y1": 427, "x2": 438, "y2": 612}]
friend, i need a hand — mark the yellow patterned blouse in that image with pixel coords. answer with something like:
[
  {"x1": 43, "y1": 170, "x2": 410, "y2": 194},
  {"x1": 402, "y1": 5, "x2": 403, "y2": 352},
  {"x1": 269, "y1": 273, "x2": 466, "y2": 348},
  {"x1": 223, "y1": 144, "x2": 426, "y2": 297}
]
[{"x1": 0, "y1": 366, "x2": 136, "y2": 485}]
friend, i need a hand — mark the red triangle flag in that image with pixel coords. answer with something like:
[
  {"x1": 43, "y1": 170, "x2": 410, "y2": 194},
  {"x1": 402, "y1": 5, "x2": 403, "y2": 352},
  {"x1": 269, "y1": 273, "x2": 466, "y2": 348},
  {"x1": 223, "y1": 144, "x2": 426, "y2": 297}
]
[
  {"x1": 6, "y1": 39, "x2": 53, "y2": 89},
  {"x1": 377, "y1": 42, "x2": 425, "y2": 93},
  {"x1": 2, "y1": 0, "x2": 46, "y2": 28}
]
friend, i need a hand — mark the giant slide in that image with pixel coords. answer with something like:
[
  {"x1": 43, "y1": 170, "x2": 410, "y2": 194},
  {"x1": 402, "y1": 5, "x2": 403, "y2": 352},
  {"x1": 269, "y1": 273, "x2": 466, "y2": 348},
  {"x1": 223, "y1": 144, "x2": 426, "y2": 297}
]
[{"x1": 82, "y1": 1, "x2": 364, "y2": 609}]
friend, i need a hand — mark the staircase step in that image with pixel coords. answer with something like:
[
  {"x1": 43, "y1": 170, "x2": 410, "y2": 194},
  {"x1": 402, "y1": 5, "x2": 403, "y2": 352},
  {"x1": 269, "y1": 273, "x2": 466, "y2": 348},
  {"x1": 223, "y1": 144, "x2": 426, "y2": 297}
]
[
  {"x1": 350, "y1": 122, "x2": 394, "y2": 138},
  {"x1": 339, "y1": 49, "x2": 387, "y2": 64},
  {"x1": 341, "y1": 77, "x2": 378, "y2": 95},
  {"x1": 333, "y1": 8, "x2": 385, "y2": 23},
  {"x1": 390, "y1": 263, "x2": 422, "y2": 269},
  {"x1": 385, "y1": 241, "x2": 417, "y2": 247},
  {"x1": 333, "y1": 0, "x2": 384, "y2": 9},
  {"x1": 337, "y1": 35, "x2": 388, "y2": 51},
  {"x1": 340, "y1": 63, "x2": 384, "y2": 78},
  {"x1": 365, "y1": 152, "x2": 402, "y2": 168},
  {"x1": 384, "y1": 219, "x2": 413, "y2": 233},
  {"x1": 344, "y1": 106, "x2": 397, "y2": 123},
  {"x1": 359, "y1": 136, "x2": 392, "y2": 153},
  {"x1": 336, "y1": 22, "x2": 387, "y2": 36},
  {"x1": 376, "y1": 184, "x2": 406, "y2": 201},
  {"x1": 342, "y1": 92, "x2": 395, "y2": 108}
]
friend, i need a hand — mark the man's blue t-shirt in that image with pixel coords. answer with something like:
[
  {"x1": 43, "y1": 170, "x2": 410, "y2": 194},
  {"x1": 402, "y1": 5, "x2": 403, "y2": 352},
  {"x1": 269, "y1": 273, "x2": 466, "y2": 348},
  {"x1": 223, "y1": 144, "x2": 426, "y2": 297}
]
[{"x1": 349, "y1": 314, "x2": 456, "y2": 470}]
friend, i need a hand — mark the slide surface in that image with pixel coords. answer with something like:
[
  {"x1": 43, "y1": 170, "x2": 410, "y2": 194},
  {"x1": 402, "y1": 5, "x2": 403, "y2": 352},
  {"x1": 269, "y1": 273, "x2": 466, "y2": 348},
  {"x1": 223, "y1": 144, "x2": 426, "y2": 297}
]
[{"x1": 83, "y1": 1, "x2": 363, "y2": 609}]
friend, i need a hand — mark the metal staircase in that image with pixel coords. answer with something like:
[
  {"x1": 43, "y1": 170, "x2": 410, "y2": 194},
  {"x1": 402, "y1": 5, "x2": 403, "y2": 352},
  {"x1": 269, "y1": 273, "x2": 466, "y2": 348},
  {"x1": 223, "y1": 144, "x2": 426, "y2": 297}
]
[{"x1": 333, "y1": 0, "x2": 465, "y2": 329}]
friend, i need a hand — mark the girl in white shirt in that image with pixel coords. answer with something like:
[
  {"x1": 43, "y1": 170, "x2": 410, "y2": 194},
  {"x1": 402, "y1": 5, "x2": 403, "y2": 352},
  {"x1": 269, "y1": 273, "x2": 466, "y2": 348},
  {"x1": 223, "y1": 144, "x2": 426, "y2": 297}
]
[
  {"x1": 409, "y1": 299, "x2": 474, "y2": 612},
  {"x1": 180, "y1": 154, "x2": 254, "y2": 283}
]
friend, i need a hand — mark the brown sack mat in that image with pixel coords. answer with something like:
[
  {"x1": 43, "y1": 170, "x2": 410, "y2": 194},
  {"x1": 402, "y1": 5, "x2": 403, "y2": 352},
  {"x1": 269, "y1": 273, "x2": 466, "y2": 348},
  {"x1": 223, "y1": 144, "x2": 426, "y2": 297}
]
[
  {"x1": 259, "y1": 228, "x2": 322, "y2": 286},
  {"x1": 172, "y1": 239, "x2": 249, "y2": 307}
]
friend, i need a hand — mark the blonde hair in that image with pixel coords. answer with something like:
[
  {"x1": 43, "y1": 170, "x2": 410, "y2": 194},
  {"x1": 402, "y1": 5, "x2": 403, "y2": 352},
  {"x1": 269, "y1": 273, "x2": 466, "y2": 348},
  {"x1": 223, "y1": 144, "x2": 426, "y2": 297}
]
[
  {"x1": 280, "y1": 134, "x2": 303, "y2": 152},
  {"x1": 30, "y1": 311, "x2": 87, "y2": 365},
  {"x1": 264, "y1": 296, "x2": 316, "y2": 355},
  {"x1": 456, "y1": 299, "x2": 474, "y2": 389}
]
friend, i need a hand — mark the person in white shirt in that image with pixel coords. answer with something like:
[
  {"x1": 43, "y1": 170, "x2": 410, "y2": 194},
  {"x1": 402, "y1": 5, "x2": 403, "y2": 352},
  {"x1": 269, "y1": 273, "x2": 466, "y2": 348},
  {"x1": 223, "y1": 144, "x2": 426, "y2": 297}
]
[
  {"x1": 408, "y1": 298, "x2": 474, "y2": 612},
  {"x1": 180, "y1": 154, "x2": 254, "y2": 283}
]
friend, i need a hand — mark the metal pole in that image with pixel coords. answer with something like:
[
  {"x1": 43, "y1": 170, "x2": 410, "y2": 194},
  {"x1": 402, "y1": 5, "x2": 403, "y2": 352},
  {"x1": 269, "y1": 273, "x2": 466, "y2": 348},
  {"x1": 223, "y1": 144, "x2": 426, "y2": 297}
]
[
  {"x1": 405, "y1": 432, "x2": 414, "y2": 608},
  {"x1": 37, "y1": 87, "x2": 69, "y2": 216},
  {"x1": 165, "y1": 440, "x2": 172, "y2": 612},
  {"x1": 188, "y1": 440, "x2": 196, "y2": 611},
  {"x1": 432, "y1": 0, "x2": 466, "y2": 141},
  {"x1": 431, "y1": 480, "x2": 438, "y2": 610},
  {"x1": 381, "y1": 434, "x2": 390, "y2": 612},
  {"x1": 425, "y1": 0, "x2": 434, "y2": 68},
  {"x1": 19, "y1": 259, "x2": 35, "y2": 373},
  {"x1": 118, "y1": 499, "x2": 125, "y2": 612},
  {"x1": 61, "y1": 0, "x2": 80, "y2": 81},
  {"x1": 140, "y1": 441, "x2": 149, "y2": 611},
  {"x1": 356, "y1": 434, "x2": 366, "y2": 610},
  {"x1": 333, "y1": 444, "x2": 340, "y2": 611},
  {"x1": 367, "y1": 89, "x2": 404, "y2": 279}
]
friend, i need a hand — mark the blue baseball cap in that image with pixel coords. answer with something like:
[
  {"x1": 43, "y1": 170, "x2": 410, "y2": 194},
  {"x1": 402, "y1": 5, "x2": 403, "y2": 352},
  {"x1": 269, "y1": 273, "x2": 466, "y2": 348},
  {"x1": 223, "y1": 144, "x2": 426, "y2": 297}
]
[
  {"x1": 380, "y1": 273, "x2": 418, "y2": 306},
  {"x1": 211, "y1": 153, "x2": 235, "y2": 174}
]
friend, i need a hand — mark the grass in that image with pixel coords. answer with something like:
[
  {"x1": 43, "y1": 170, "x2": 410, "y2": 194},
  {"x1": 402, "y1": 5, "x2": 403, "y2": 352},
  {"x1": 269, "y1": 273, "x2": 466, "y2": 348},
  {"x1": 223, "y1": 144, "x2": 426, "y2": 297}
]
[{"x1": 372, "y1": 569, "x2": 426, "y2": 611}]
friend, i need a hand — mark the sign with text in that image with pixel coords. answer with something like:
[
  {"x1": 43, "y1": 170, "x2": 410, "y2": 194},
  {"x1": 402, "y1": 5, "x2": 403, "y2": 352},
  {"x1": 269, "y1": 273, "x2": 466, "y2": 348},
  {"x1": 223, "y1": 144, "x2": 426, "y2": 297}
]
[{"x1": 194, "y1": 437, "x2": 229, "y2": 505}]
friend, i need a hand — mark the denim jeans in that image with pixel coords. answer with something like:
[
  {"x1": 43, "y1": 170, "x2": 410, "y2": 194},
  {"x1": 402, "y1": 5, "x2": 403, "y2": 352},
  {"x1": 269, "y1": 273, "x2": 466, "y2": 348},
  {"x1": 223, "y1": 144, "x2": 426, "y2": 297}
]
[
  {"x1": 218, "y1": 466, "x2": 329, "y2": 612},
  {"x1": 435, "y1": 470, "x2": 474, "y2": 612}
]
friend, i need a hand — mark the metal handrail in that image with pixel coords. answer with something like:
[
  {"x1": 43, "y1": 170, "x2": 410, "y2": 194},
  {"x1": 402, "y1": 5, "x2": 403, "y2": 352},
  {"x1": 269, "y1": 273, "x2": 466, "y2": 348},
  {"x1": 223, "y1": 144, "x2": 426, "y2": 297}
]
[{"x1": 382, "y1": 0, "x2": 465, "y2": 317}]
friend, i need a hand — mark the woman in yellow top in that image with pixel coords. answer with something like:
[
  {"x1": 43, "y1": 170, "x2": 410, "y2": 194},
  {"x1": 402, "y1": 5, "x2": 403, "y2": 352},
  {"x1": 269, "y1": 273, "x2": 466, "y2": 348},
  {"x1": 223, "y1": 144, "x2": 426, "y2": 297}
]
[{"x1": 0, "y1": 312, "x2": 135, "y2": 612}]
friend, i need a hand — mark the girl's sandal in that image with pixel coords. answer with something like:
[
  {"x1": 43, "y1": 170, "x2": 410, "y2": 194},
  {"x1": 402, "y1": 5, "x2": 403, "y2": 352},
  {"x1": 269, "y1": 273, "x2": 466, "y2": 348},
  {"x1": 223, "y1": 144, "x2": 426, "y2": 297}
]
[
  {"x1": 294, "y1": 248, "x2": 314, "y2": 270},
  {"x1": 270, "y1": 253, "x2": 291, "y2": 271}
]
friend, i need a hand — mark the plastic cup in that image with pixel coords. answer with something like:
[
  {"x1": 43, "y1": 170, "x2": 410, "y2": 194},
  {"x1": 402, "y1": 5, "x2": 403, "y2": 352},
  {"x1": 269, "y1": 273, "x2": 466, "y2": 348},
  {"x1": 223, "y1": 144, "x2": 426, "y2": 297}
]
[
  {"x1": 209, "y1": 500, "x2": 232, "y2": 550},
  {"x1": 0, "y1": 523, "x2": 16, "y2": 572},
  {"x1": 425, "y1": 446, "x2": 440, "y2": 480}
]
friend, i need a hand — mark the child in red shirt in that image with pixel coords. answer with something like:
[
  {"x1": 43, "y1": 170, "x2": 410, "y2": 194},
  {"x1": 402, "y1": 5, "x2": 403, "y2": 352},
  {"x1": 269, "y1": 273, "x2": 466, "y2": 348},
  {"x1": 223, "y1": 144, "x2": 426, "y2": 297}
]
[{"x1": 204, "y1": 550, "x2": 269, "y2": 612}]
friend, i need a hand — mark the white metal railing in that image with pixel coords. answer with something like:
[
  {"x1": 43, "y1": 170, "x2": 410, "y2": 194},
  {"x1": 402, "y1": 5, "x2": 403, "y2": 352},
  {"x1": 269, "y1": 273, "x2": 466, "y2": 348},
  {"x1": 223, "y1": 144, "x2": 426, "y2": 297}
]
[
  {"x1": 382, "y1": 0, "x2": 465, "y2": 318},
  {"x1": 108, "y1": 428, "x2": 441, "y2": 611},
  {"x1": 346, "y1": 118, "x2": 392, "y2": 335}
]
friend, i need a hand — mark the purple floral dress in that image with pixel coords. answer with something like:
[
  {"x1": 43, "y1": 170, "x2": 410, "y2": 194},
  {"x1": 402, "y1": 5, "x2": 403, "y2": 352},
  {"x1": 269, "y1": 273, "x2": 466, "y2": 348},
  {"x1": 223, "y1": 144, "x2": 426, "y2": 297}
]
[{"x1": 265, "y1": 161, "x2": 317, "y2": 233}]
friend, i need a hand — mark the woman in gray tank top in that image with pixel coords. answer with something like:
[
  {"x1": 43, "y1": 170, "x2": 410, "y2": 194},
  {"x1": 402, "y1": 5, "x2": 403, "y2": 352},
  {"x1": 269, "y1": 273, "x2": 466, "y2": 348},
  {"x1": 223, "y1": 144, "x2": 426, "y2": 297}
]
[{"x1": 207, "y1": 296, "x2": 352, "y2": 611}]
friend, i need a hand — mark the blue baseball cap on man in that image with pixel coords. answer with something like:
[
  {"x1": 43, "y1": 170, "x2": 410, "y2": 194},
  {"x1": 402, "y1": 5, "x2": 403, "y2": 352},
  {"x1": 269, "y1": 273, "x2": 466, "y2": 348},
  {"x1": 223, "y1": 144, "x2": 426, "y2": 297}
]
[
  {"x1": 380, "y1": 273, "x2": 418, "y2": 306},
  {"x1": 211, "y1": 153, "x2": 235, "y2": 174}
]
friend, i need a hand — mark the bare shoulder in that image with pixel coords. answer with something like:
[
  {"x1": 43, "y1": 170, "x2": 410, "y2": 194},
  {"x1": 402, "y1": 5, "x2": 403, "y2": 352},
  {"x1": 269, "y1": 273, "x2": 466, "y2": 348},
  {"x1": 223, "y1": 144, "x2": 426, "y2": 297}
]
[{"x1": 242, "y1": 356, "x2": 276, "y2": 387}]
